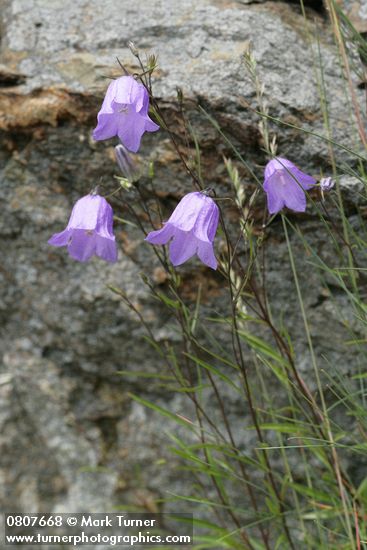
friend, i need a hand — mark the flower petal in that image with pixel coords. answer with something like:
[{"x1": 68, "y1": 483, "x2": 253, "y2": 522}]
[
  {"x1": 145, "y1": 223, "x2": 175, "y2": 245},
  {"x1": 67, "y1": 229, "x2": 97, "y2": 262},
  {"x1": 113, "y1": 76, "x2": 146, "y2": 112},
  {"x1": 94, "y1": 198, "x2": 115, "y2": 239},
  {"x1": 117, "y1": 110, "x2": 147, "y2": 153},
  {"x1": 95, "y1": 235, "x2": 118, "y2": 263},
  {"x1": 68, "y1": 194, "x2": 107, "y2": 231},
  {"x1": 197, "y1": 241, "x2": 217, "y2": 269},
  {"x1": 144, "y1": 116, "x2": 160, "y2": 132},
  {"x1": 48, "y1": 229, "x2": 72, "y2": 247},
  {"x1": 288, "y1": 167, "x2": 316, "y2": 191},
  {"x1": 283, "y1": 179, "x2": 307, "y2": 212},
  {"x1": 263, "y1": 174, "x2": 286, "y2": 215},
  {"x1": 96, "y1": 79, "x2": 118, "y2": 115},
  {"x1": 168, "y1": 193, "x2": 206, "y2": 232},
  {"x1": 93, "y1": 113, "x2": 118, "y2": 141},
  {"x1": 169, "y1": 230, "x2": 197, "y2": 266},
  {"x1": 193, "y1": 197, "x2": 219, "y2": 242}
]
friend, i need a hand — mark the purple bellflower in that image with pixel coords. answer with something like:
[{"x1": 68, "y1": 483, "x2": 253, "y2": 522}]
[
  {"x1": 145, "y1": 191, "x2": 219, "y2": 269},
  {"x1": 93, "y1": 76, "x2": 159, "y2": 152},
  {"x1": 48, "y1": 193, "x2": 118, "y2": 263},
  {"x1": 263, "y1": 157, "x2": 316, "y2": 215}
]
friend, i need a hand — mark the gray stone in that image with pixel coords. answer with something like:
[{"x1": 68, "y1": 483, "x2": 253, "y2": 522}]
[{"x1": 338, "y1": 0, "x2": 367, "y2": 32}]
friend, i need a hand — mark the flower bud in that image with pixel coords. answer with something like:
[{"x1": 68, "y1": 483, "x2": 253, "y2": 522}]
[
  {"x1": 320, "y1": 177, "x2": 335, "y2": 192},
  {"x1": 114, "y1": 144, "x2": 140, "y2": 183},
  {"x1": 128, "y1": 40, "x2": 139, "y2": 57}
]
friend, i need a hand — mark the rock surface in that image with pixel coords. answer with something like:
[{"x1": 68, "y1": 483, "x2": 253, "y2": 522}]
[
  {"x1": 338, "y1": 0, "x2": 367, "y2": 32},
  {"x1": 0, "y1": 0, "x2": 366, "y2": 540}
]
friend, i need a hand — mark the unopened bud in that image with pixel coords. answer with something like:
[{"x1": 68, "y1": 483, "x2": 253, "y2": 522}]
[
  {"x1": 320, "y1": 177, "x2": 335, "y2": 192},
  {"x1": 128, "y1": 41, "x2": 139, "y2": 57},
  {"x1": 147, "y1": 54, "x2": 157, "y2": 71},
  {"x1": 115, "y1": 144, "x2": 140, "y2": 183}
]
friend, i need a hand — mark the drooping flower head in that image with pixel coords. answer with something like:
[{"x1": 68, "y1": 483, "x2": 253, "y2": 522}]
[
  {"x1": 93, "y1": 75, "x2": 159, "y2": 153},
  {"x1": 48, "y1": 193, "x2": 117, "y2": 263},
  {"x1": 263, "y1": 157, "x2": 316, "y2": 215},
  {"x1": 320, "y1": 177, "x2": 335, "y2": 192},
  {"x1": 145, "y1": 191, "x2": 219, "y2": 269}
]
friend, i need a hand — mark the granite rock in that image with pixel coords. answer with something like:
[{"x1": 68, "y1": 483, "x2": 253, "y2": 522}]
[{"x1": 0, "y1": 0, "x2": 366, "y2": 535}]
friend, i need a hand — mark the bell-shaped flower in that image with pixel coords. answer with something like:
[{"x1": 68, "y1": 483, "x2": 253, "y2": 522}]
[
  {"x1": 93, "y1": 76, "x2": 159, "y2": 152},
  {"x1": 263, "y1": 157, "x2": 316, "y2": 215},
  {"x1": 48, "y1": 193, "x2": 118, "y2": 263},
  {"x1": 145, "y1": 192, "x2": 219, "y2": 269}
]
